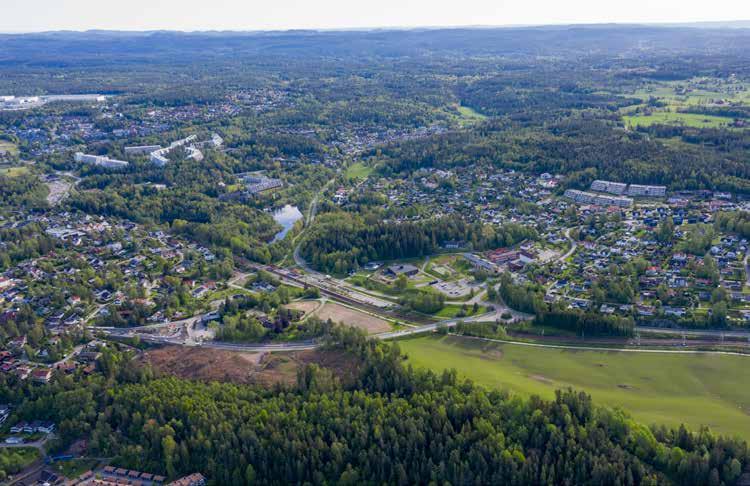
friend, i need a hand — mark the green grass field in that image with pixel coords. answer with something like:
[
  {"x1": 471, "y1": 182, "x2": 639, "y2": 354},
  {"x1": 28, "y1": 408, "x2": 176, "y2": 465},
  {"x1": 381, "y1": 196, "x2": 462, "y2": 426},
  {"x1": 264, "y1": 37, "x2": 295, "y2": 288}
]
[
  {"x1": 433, "y1": 304, "x2": 486, "y2": 318},
  {"x1": 0, "y1": 141, "x2": 19, "y2": 156},
  {"x1": 345, "y1": 162, "x2": 374, "y2": 181},
  {"x1": 456, "y1": 105, "x2": 487, "y2": 121},
  {"x1": 624, "y1": 111, "x2": 733, "y2": 129},
  {"x1": 399, "y1": 335, "x2": 750, "y2": 439},
  {"x1": 0, "y1": 166, "x2": 29, "y2": 177},
  {"x1": 52, "y1": 458, "x2": 99, "y2": 479}
]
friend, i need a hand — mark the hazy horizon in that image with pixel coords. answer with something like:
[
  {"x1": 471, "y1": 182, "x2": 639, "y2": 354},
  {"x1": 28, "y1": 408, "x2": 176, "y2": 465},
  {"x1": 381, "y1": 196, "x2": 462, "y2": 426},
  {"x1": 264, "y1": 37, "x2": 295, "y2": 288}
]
[{"x1": 3, "y1": 0, "x2": 750, "y2": 33}]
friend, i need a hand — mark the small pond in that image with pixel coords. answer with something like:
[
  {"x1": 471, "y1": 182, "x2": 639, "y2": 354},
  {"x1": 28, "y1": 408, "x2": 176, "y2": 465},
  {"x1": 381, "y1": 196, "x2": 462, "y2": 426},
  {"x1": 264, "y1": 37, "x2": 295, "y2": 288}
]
[{"x1": 271, "y1": 205, "x2": 303, "y2": 242}]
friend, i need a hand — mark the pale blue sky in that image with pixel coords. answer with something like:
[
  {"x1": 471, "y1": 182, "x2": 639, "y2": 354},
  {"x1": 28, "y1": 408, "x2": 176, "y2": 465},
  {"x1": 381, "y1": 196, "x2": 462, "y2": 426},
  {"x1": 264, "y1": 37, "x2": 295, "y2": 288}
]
[{"x1": 3, "y1": 0, "x2": 749, "y2": 32}]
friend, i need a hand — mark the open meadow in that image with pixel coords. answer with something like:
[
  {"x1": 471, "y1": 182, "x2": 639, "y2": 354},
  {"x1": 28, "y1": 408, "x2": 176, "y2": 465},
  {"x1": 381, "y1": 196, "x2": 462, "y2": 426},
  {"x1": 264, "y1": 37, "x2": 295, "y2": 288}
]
[
  {"x1": 399, "y1": 335, "x2": 750, "y2": 438},
  {"x1": 0, "y1": 140, "x2": 18, "y2": 156},
  {"x1": 623, "y1": 111, "x2": 734, "y2": 129}
]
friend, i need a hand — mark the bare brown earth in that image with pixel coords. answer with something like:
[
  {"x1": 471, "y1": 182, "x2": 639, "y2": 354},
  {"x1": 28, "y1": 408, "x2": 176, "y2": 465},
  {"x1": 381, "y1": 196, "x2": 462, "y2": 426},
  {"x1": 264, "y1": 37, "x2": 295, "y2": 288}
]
[
  {"x1": 142, "y1": 345, "x2": 360, "y2": 387},
  {"x1": 314, "y1": 302, "x2": 392, "y2": 334},
  {"x1": 284, "y1": 300, "x2": 323, "y2": 315}
]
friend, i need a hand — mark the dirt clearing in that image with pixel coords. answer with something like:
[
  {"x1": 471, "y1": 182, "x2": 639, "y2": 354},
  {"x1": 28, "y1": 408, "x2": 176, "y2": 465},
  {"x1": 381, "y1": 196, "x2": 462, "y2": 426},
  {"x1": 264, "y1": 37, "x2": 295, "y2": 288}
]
[
  {"x1": 285, "y1": 300, "x2": 322, "y2": 315},
  {"x1": 142, "y1": 345, "x2": 360, "y2": 387},
  {"x1": 314, "y1": 302, "x2": 391, "y2": 334}
]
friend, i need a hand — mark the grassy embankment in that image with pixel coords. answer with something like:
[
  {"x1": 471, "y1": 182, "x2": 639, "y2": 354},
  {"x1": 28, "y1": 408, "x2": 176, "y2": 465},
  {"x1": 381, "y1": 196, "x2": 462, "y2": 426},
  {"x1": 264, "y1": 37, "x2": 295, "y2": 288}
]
[{"x1": 399, "y1": 334, "x2": 750, "y2": 438}]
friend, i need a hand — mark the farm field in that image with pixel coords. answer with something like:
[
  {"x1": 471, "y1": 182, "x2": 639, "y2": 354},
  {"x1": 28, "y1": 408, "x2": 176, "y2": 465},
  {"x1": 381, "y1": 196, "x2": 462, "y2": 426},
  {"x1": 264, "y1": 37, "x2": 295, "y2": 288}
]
[
  {"x1": 399, "y1": 335, "x2": 750, "y2": 438},
  {"x1": 623, "y1": 111, "x2": 734, "y2": 129}
]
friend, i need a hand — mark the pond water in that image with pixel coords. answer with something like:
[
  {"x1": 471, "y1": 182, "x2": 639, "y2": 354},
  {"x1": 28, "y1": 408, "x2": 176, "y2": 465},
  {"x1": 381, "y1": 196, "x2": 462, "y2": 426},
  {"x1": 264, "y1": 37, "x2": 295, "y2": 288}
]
[{"x1": 271, "y1": 205, "x2": 303, "y2": 242}]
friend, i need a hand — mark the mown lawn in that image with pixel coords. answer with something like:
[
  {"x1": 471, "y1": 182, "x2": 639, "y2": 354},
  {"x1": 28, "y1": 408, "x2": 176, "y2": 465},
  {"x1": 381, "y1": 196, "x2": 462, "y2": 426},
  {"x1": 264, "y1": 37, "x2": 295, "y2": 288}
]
[
  {"x1": 433, "y1": 304, "x2": 486, "y2": 318},
  {"x1": 399, "y1": 335, "x2": 750, "y2": 439},
  {"x1": 345, "y1": 162, "x2": 374, "y2": 181}
]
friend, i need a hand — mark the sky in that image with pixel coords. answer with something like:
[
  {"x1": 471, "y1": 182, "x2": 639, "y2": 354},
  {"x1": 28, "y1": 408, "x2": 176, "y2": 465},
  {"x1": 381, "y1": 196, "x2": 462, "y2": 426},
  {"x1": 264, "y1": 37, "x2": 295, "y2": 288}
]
[{"x1": 3, "y1": 0, "x2": 750, "y2": 32}]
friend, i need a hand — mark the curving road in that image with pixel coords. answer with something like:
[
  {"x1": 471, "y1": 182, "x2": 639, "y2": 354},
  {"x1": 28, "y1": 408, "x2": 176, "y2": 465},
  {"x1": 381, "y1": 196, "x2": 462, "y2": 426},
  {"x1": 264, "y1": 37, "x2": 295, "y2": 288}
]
[{"x1": 554, "y1": 227, "x2": 579, "y2": 263}]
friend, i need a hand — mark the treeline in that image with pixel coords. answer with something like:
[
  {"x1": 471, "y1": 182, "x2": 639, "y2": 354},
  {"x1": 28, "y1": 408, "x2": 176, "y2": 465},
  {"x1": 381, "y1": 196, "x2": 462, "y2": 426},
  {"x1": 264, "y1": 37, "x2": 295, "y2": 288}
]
[
  {"x1": 400, "y1": 288, "x2": 446, "y2": 313},
  {"x1": 70, "y1": 186, "x2": 279, "y2": 263},
  {"x1": 0, "y1": 305, "x2": 47, "y2": 349},
  {"x1": 497, "y1": 274, "x2": 635, "y2": 336},
  {"x1": 213, "y1": 287, "x2": 324, "y2": 343},
  {"x1": 376, "y1": 115, "x2": 750, "y2": 194},
  {"x1": 681, "y1": 105, "x2": 750, "y2": 119},
  {"x1": 0, "y1": 173, "x2": 48, "y2": 210},
  {"x1": 457, "y1": 74, "x2": 635, "y2": 120},
  {"x1": 301, "y1": 213, "x2": 535, "y2": 274},
  {"x1": 715, "y1": 211, "x2": 750, "y2": 239},
  {"x1": 2, "y1": 327, "x2": 747, "y2": 485},
  {"x1": 0, "y1": 448, "x2": 38, "y2": 482},
  {"x1": 0, "y1": 223, "x2": 58, "y2": 271}
]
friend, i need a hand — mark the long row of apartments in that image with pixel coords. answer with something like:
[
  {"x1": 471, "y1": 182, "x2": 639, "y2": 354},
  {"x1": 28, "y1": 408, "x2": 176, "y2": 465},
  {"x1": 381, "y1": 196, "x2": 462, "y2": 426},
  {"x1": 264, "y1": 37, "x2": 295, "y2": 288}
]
[
  {"x1": 74, "y1": 153, "x2": 129, "y2": 169},
  {"x1": 75, "y1": 133, "x2": 222, "y2": 169},
  {"x1": 564, "y1": 189, "x2": 633, "y2": 208},
  {"x1": 590, "y1": 180, "x2": 667, "y2": 197}
]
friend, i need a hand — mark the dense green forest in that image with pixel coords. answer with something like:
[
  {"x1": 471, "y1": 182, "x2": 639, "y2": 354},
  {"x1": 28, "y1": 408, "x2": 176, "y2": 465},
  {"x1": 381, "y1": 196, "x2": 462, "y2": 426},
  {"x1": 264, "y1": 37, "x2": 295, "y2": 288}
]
[
  {"x1": 0, "y1": 327, "x2": 746, "y2": 485},
  {"x1": 0, "y1": 173, "x2": 48, "y2": 210},
  {"x1": 300, "y1": 213, "x2": 536, "y2": 274}
]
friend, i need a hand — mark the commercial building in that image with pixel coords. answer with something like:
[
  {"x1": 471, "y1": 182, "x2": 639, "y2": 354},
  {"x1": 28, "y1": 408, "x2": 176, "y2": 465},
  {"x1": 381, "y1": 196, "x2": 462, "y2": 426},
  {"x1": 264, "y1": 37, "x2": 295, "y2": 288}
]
[
  {"x1": 385, "y1": 263, "x2": 420, "y2": 278},
  {"x1": 462, "y1": 253, "x2": 500, "y2": 273}
]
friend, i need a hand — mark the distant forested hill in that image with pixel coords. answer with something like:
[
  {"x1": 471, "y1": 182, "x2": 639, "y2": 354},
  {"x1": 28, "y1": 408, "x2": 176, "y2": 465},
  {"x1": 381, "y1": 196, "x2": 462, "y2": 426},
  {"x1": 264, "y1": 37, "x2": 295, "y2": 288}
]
[{"x1": 2, "y1": 26, "x2": 750, "y2": 67}]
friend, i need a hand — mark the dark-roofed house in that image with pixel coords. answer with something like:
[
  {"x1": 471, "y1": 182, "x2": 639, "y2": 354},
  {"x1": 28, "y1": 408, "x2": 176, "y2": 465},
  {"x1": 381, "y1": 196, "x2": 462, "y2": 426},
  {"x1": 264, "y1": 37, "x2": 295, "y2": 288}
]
[{"x1": 385, "y1": 264, "x2": 419, "y2": 278}]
